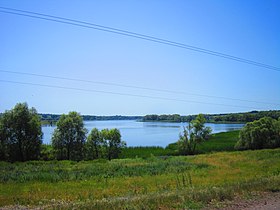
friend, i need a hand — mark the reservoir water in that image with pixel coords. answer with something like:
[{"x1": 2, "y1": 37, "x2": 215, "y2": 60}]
[{"x1": 42, "y1": 120, "x2": 244, "y2": 147}]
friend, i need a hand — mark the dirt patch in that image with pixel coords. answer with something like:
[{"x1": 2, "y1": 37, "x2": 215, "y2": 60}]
[{"x1": 207, "y1": 191, "x2": 280, "y2": 210}]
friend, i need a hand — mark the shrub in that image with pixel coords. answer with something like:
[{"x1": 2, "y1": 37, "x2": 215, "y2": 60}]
[{"x1": 235, "y1": 117, "x2": 280, "y2": 150}]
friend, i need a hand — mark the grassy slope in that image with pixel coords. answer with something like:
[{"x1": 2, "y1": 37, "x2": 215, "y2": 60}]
[
  {"x1": 197, "y1": 130, "x2": 239, "y2": 153},
  {"x1": 0, "y1": 148, "x2": 280, "y2": 209},
  {"x1": 165, "y1": 130, "x2": 240, "y2": 155}
]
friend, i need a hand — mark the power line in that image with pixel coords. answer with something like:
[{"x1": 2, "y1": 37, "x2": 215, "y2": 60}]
[
  {"x1": 0, "y1": 79, "x2": 266, "y2": 110},
  {"x1": 1, "y1": 69, "x2": 279, "y2": 106},
  {"x1": 0, "y1": 7, "x2": 279, "y2": 72}
]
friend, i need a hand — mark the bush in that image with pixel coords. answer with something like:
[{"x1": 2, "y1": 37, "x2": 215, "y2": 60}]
[
  {"x1": 178, "y1": 114, "x2": 211, "y2": 155},
  {"x1": 235, "y1": 117, "x2": 280, "y2": 150}
]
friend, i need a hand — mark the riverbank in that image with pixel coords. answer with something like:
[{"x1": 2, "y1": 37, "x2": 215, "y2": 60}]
[
  {"x1": 40, "y1": 130, "x2": 240, "y2": 160},
  {"x1": 41, "y1": 120, "x2": 244, "y2": 146}
]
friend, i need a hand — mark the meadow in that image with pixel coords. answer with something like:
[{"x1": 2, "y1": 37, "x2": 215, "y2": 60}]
[
  {"x1": 196, "y1": 130, "x2": 239, "y2": 153},
  {"x1": 1, "y1": 148, "x2": 280, "y2": 209}
]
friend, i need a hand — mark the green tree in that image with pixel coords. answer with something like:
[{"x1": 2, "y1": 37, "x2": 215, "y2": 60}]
[
  {"x1": 178, "y1": 114, "x2": 211, "y2": 155},
  {"x1": 52, "y1": 111, "x2": 87, "y2": 161},
  {"x1": 40, "y1": 144, "x2": 55, "y2": 161},
  {"x1": 235, "y1": 117, "x2": 280, "y2": 150},
  {"x1": 86, "y1": 128, "x2": 103, "y2": 160},
  {"x1": 0, "y1": 103, "x2": 42, "y2": 162},
  {"x1": 101, "y1": 128, "x2": 126, "y2": 160}
]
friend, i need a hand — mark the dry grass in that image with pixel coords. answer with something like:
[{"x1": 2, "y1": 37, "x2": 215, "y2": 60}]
[{"x1": 0, "y1": 148, "x2": 279, "y2": 209}]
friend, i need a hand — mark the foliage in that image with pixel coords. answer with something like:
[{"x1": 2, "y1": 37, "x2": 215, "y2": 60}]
[
  {"x1": 40, "y1": 113, "x2": 60, "y2": 121},
  {"x1": 101, "y1": 128, "x2": 125, "y2": 160},
  {"x1": 143, "y1": 114, "x2": 186, "y2": 122},
  {"x1": 196, "y1": 130, "x2": 239, "y2": 153},
  {"x1": 235, "y1": 117, "x2": 280, "y2": 150},
  {"x1": 0, "y1": 103, "x2": 42, "y2": 162},
  {"x1": 142, "y1": 110, "x2": 280, "y2": 123},
  {"x1": 40, "y1": 113, "x2": 142, "y2": 123},
  {"x1": 212, "y1": 110, "x2": 280, "y2": 123},
  {"x1": 82, "y1": 115, "x2": 142, "y2": 121},
  {"x1": 178, "y1": 114, "x2": 212, "y2": 155},
  {"x1": 120, "y1": 146, "x2": 176, "y2": 159},
  {"x1": 39, "y1": 144, "x2": 55, "y2": 161},
  {"x1": 0, "y1": 149, "x2": 279, "y2": 208},
  {"x1": 86, "y1": 128, "x2": 126, "y2": 160},
  {"x1": 167, "y1": 130, "x2": 240, "y2": 154},
  {"x1": 0, "y1": 156, "x2": 204, "y2": 183},
  {"x1": 86, "y1": 128, "x2": 103, "y2": 159},
  {"x1": 52, "y1": 112, "x2": 87, "y2": 161},
  {"x1": 90, "y1": 129, "x2": 240, "y2": 159},
  {"x1": 38, "y1": 110, "x2": 280, "y2": 125}
]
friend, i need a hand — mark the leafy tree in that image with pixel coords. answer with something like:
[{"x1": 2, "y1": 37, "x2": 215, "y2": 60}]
[
  {"x1": 143, "y1": 114, "x2": 159, "y2": 121},
  {"x1": 101, "y1": 128, "x2": 126, "y2": 160},
  {"x1": 178, "y1": 125, "x2": 194, "y2": 155},
  {"x1": 235, "y1": 117, "x2": 280, "y2": 150},
  {"x1": 40, "y1": 144, "x2": 55, "y2": 161},
  {"x1": 52, "y1": 112, "x2": 87, "y2": 161},
  {"x1": 171, "y1": 114, "x2": 181, "y2": 122},
  {"x1": 0, "y1": 103, "x2": 42, "y2": 161},
  {"x1": 178, "y1": 114, "x2": 211, "y2": 155},
  {"x1": 86, "y1": 128, "x2": 103, "y2": 160}
]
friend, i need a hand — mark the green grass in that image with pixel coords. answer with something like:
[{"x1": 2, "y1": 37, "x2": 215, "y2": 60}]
[
  {"x1": 166, "y1": 130, "x2": 240, "y2": 154},
  {"x1": 120, "y1": 146, "x2": 176, "y2": 159},
  {"x1": 197, "y1": 130, "x2": 239, "y2": 153},
  {"x1": 1, "y1": 148, "x2": 280, "y2": 209},
  {"x1": 0, "y1": 158, "x2": 207, "y2": 183}
]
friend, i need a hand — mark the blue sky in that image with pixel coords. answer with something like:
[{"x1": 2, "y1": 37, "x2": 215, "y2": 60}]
[{"x1": 0, "y1": 0, "x2": 279, "y2": 115}]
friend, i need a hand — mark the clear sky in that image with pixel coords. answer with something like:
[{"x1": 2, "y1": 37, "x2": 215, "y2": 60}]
[{"x1": 0, "y1": 0, "x2": 279, "y2": 115}]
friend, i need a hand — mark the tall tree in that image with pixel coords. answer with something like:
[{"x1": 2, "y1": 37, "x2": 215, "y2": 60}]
[
  {"x1": 86, "y1": 128, "x2": 103, "y2": 159},
  {"x1": 0, "y1": 103, "x2": 42, "y2": 162},
  {"x1": 178, "y1": 114, "x2": 211, "y2": 155},
  {"x1": 101, "y1": 128, "x2": 126, "y2": 160},
  {"x1": 52, "y1": 111, "x2": 87, "y2": 161},
  {"x1": 108, "y1": 128, "x2": 126, "y2": 160}
]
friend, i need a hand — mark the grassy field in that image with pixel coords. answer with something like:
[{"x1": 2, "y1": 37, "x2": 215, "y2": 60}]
[
  {"x1": 196, "y1": 130, "x2": 239, "y2": 153},
  {"x1": 165, "y1": 130, "x2": 239, "y2": 156},
  {"x1": 120, "y1": 146, "x2": 176, "y2": 159},
  {"x1": 1, "y1": 148, "x2": 280, "y2": 209}
]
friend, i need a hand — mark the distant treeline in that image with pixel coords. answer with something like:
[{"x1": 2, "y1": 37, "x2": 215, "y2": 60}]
[
  {"x1": 142, "y1": 110, "x2": 280, "y2": 123},
  {"x1": 82, "y1": 115, "x2": 142, "y2": 121},
  {"x1": 40, "y1": 113, "x2": 142, "y2": 124},
  {"x1": 37, "y1": 110, "x2": 280, "y2": 124}
]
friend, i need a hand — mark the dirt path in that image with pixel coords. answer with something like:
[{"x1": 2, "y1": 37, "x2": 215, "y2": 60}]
[
  {"x1": 1, "y1": 192, "x2": 280, "y2": 209},
  {"x1": 217, "y1": 192, "x2": 280, "y2": 210}
]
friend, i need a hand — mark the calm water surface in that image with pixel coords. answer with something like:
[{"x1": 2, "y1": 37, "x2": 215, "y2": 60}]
[{"x1": 42, "y1": 120, "x2": 244, "y2": 147}]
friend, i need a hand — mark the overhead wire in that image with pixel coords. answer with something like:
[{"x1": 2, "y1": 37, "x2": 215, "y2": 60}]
[
  {"x1": 0, "y1": 69, "x2": 279, "y2": 106},
  {"x1": 0, "y1": 79, "x2": 267, "y2": 110},
  {"x1": 0, "y1": 7, "x2": 279, "y2": 72},
  {"x1": 0, "y1": 7, "x2": 278, "y2": 111}
]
